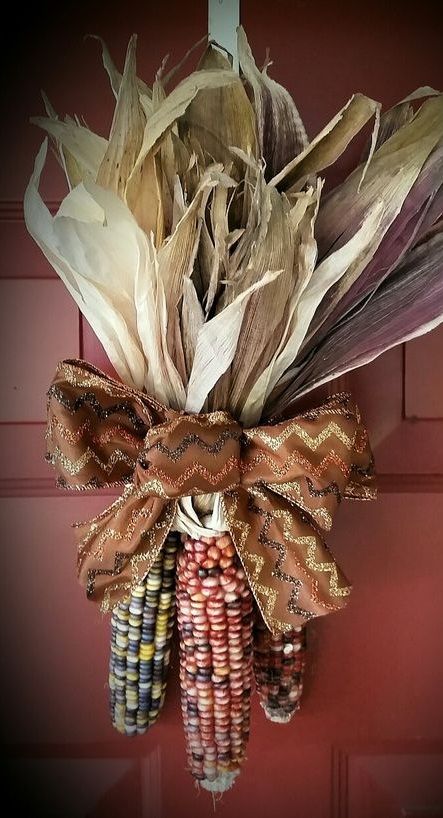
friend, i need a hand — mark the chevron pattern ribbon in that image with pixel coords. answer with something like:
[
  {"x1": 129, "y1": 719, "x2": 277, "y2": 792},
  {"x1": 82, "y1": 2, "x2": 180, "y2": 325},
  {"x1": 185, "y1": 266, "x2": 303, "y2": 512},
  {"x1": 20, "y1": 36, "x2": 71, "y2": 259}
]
[{"x1": 46, "y1": 359, "x2": 376, "y2": 633}]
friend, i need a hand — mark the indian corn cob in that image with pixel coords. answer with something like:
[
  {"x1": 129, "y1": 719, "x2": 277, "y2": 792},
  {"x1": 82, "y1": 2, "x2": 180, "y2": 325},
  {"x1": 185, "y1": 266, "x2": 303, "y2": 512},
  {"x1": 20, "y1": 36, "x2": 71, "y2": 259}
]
[
  {"x1": 253, "y1": 614, "x2": 307, "y2": 723},
  {"x1": 108, "y1": 533, "x2": 179, "y2": 735},
  {"x1": 176, "y1": 532, "x2": 254, "y2": 792}
]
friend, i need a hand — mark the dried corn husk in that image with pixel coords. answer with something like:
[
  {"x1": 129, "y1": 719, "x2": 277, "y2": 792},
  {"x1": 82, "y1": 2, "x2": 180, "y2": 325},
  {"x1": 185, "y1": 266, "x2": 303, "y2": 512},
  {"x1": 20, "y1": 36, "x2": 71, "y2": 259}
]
[
  {"x1": 237, "y1": 25, "x2": 308, "y2": 178},
  {"x1": 30, "y1": 114, "x2": 108, "y2": 186},
  {"x1": 181, "y1": 44, "x2": 258, "y2": 178},
  {"x1": 96, "y1": 35, "x2": 145, "y2": 197}
]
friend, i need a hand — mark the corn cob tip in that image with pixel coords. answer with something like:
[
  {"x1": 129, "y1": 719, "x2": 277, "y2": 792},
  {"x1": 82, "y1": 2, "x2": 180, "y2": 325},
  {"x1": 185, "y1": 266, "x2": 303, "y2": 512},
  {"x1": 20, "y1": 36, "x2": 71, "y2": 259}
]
[
  {"x1": 261, "y1": 703, "x2": 297, "y2": 724},
  {"x1": 200, "y1": 770, "x2": 239, "y2": 793}
]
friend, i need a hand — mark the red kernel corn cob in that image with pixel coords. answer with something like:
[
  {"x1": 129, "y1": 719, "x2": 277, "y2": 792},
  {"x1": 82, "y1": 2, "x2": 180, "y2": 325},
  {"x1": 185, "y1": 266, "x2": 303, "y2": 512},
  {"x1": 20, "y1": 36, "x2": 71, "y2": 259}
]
[
  {"x1": 176, "y1": 532, "x2": 253, "y2": 792},
  {"x1": 253, "y1": 613, "x2": 307, "y2": 723}
]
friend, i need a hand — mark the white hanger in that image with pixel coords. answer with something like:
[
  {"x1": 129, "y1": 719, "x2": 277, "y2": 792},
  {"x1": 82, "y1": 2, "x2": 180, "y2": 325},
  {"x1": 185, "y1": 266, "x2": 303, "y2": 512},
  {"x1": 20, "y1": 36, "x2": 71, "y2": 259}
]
[{"x1": 208, "y1": 0, "x2": 240, "y2": 72}]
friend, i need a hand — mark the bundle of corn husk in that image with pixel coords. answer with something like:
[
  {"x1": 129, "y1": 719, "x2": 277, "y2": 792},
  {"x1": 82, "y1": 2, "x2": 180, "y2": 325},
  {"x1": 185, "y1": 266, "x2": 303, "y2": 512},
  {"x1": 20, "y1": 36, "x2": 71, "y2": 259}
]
[{"x1": 25, "y1": 27, "x2": 443, "y2": 793}]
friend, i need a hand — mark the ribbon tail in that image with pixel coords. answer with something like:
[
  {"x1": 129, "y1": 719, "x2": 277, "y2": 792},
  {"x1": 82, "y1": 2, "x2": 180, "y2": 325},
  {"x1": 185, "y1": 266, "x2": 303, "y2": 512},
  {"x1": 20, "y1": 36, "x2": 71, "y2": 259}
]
[
  {"x1": 222, "y1": 486, "x2": 351, "y2": 634},
  {"x1": 75, "y1": 484, "x2": 176, "y2": 612}
]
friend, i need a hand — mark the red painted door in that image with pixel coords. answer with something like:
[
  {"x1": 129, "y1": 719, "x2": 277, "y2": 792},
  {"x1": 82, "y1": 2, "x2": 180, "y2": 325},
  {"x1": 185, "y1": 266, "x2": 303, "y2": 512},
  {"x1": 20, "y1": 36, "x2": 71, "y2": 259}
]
[{"x1": 2, "y1": 2, "x2": 443, "y2": 817}]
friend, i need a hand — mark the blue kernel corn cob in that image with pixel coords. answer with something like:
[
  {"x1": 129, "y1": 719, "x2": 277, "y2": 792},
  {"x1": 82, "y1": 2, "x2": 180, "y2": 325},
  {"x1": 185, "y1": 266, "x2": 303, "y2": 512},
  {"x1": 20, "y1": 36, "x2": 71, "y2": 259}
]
[{"x1": 108, "y1": 533, "x2": 179, "y2": 735}]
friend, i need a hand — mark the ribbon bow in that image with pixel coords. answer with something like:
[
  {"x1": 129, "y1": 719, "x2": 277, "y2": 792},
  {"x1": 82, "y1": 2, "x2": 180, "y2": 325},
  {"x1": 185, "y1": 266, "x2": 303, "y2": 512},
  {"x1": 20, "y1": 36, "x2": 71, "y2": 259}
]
[{"x1": 46, "y1": 360, "x2": 376, "y2": 633}]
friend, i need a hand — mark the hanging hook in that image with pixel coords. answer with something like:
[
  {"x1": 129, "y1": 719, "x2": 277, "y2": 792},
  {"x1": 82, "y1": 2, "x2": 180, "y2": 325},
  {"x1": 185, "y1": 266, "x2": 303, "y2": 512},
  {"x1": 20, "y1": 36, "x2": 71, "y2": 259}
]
[{"x1": 208, "y1": 0, "x2": 240, "y2": 73}]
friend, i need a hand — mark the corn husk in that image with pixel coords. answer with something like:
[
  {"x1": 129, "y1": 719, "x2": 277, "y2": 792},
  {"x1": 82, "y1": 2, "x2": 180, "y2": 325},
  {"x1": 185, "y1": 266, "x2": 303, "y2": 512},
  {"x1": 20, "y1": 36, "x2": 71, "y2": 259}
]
[
  {"x1": 25, "y1": 22, "x2": 443, "y2": 482},
  {"x1": 275, "y1": 230, "x2": 443, "y2": 408},
  {"x1": 28, "y1": 29, "x2": 442, "y2": 426},
  {"x1": 237, "y1": 26, "x2": 308, "y2": 179},
  {"x1": 181, "y1": 44, "x2": 258, "y2": 178}
]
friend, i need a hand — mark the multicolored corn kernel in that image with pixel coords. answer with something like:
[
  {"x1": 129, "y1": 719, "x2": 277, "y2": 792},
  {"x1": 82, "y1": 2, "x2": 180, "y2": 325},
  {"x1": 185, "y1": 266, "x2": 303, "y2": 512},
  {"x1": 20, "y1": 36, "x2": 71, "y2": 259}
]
[
  {"x1": 253, "y1": 613, "x2": 307, "y2": 723},
  {"x1": 108, "y1": 533, "x2": 179, "y2": 736},
  {"x1": 176, "y1": 532, "x2": 253, "y2": 792}
]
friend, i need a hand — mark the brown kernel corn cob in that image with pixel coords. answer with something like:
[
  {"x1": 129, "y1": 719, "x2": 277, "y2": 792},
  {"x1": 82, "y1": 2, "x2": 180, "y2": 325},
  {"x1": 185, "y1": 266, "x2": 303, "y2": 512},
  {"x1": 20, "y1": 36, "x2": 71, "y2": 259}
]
[
  {"x1": 253, "y1": 613, "x2": 307, "y2": 723},
  {"x1": 108, "y1": 533, "x2": 179, "y2": 736},
  {"x1": 176, "y1": 532, "x2": 253, "y2": 792}
]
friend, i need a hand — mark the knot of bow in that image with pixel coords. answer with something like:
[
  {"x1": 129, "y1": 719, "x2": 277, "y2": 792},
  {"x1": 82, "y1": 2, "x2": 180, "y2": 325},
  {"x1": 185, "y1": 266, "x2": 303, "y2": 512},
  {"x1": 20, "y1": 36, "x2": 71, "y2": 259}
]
[{"x1": 46, "y1": 360, "x2": 376, "y2": 633}]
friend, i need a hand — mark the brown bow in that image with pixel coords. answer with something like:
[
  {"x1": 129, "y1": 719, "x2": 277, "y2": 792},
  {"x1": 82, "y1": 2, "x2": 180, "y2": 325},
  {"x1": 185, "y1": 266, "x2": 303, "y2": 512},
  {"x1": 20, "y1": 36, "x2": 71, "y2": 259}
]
[{"x1": 46, "y1": 359, "x2": 376, "y2": 633}]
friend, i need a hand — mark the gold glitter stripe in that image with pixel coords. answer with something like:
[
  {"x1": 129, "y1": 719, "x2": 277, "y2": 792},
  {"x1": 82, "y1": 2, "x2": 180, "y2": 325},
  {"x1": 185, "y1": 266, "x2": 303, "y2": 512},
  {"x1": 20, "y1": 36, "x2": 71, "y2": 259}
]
[
  {"x1": 269, "y1": 512, "x2": 351, "y2": 600},
  {"x1": 143, "y1": 412, "x2": 238, "y2": 445},
  {"x1": 243, "y1": 449, "x2": 351, "y2": 480},
  {"x1": 267, "y1": 481, "x2": 333, "y2": 530},
  {"x1": 49, "y1": 446, "x2": 136, "y2": 477},
  {"x1": 244, "y1": 420, "x2": 359, "y2": 452},
  {"x1": 47, "y1": 415, "x2": 143, "y2": 449},
  {"x1": 77, "y1": 489, "x2": 166, "y2": 561},
  {"x1": 345, "y1": 482, "x2": 377, "y2": 500},
  {"x1": 243, "y1": 552, "x2": 291, "y2": 634},
  {"x1": 46, "y1": 416, "x2": 90, "y2": 443},
  {"x1": 146, "y1": 456, "x2": 242, "y2": 492},
  {"x1": 145, "y1": 429, "x2": 241, "y2": 462}
]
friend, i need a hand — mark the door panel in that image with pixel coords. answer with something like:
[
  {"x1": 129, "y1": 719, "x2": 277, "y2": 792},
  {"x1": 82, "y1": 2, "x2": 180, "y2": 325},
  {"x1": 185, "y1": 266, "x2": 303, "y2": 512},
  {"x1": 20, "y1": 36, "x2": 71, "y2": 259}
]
[
  {"x1": 334, "y1": 746, "x2": 443, "y2": 818},
  {"x1": 351, "y1": 348, "x2": 443, "y2": 482},
  {"x1": 0, "y1": 280, "x2": 79, "y2": 422}
]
